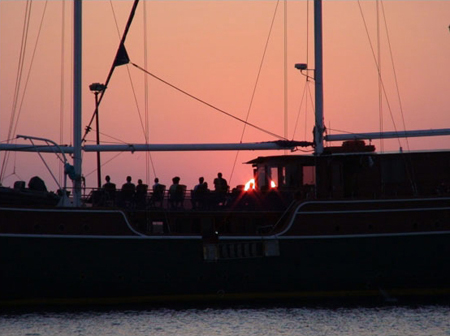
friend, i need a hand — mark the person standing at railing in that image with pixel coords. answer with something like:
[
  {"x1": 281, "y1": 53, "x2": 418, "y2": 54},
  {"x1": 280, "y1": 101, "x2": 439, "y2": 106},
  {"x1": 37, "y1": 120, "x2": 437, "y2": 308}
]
[{"x1": 135, "y1": 179, "x2": 148, "y2": 209}]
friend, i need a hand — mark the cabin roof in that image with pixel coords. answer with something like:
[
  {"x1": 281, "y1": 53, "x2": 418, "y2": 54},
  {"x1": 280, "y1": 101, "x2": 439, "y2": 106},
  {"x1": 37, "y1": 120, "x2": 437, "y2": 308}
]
[
  {"x1": 246, "y1": 155, "x2": 316, "y2": 165},
  {"x1": 246, "y1": 148, "x2": 450, "y2": 165}
]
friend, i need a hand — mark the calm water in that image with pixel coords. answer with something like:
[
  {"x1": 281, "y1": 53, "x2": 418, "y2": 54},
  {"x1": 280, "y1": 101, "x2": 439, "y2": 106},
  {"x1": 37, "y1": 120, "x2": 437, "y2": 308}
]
[{"x1": 0, "y1": 303, "x2": 450, "y2": 336}]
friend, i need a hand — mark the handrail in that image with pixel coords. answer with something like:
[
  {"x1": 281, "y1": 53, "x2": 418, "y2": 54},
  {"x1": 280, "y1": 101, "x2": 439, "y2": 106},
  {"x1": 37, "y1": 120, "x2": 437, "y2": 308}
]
[{"x1": 17, "y1": 135, "x2": 70, "y2": 207}]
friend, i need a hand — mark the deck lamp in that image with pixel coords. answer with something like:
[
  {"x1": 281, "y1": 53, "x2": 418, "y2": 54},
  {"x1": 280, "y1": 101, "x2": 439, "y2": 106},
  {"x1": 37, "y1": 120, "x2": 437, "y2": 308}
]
[{"x1": 89, "y1": 83, "x2": 106, "y2": 188}]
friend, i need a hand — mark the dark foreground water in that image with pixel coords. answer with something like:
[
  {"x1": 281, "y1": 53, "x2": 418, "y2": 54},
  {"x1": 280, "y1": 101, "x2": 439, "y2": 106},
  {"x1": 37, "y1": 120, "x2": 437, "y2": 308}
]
[{"x1": 0, "y1": 304, "x2": 449, "y2": 336}]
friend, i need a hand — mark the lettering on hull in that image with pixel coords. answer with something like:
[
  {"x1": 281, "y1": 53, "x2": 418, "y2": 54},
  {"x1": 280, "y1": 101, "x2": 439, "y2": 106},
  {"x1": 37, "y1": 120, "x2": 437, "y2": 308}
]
[{"x1": 203, "y1": 239, "x2": 280, "y2": 261}]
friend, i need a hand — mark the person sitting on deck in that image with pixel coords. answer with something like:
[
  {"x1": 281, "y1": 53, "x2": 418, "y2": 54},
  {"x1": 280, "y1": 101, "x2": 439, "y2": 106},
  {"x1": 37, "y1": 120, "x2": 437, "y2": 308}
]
[
  {"x1": 150, "y1": 178, "x2": 165, "y2": 207},
  {"x1": 121, "y1": 176, "x2": 135, "y2": 192},
  {"x1": 192, "y1": 176, "x2": 209, "y2": 209},
  {"x1": 28, "y1": 176, "x2": 48, "y2": 192},
  {"x1": 169, "y1": 176, "x2": 185, "y2": 209},
  {"x1": 152, "y1": 177, "x2": 161, "y2": 191},
  {"x1": 100, "y1": 175, "x2": 116, "y2": 206},
  {"x1": 213, "y1": 172, "x2": 228, "y2": 206},
  {"x1": 102, "y1": 175, "x2": 116, "y2": 191},
  {"x1": 120, "y1": 176, "x2": 136, "y2": 207},
  {"x1": 135, "y1": 179, "x2": 148, "y2": 208}
]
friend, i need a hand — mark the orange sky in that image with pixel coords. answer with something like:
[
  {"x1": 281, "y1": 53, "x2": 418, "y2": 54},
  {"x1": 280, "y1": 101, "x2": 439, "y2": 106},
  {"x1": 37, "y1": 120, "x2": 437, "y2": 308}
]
[{"x1": 1, "y1": 1, "x2": 450, "y2": 192}]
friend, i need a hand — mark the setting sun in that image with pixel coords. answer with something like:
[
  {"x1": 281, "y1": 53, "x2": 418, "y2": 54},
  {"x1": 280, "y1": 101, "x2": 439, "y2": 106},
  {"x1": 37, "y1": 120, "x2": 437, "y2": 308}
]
[{"x1": 244, "y1": 179, "x2": 255, "y2": 191}]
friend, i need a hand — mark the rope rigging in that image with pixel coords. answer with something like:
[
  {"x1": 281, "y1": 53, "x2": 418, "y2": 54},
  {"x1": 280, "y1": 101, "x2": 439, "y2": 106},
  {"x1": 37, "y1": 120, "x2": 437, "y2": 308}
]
[
  {"x1": 230, "y1": 0, "x2": 282, "y2": 185},
  {"x1": 81, "y1": 0, "x2": 293, "y2": 188},
  {"x1": 357, "y1": 0, "x2": 417, "y2": 195},
  {"x1": 0, "y1": 0, "x2": 49, "y2": 184},
  {"x1": 82, "y1": 0, "x2": 140, "y2": 143},
  {"x1": 84, "y1": 0, "x2": 292, "y2": 148},
  {"x1": 131, "y1": 62, "x2": 287, "y2": 141},
  {"x1": 292, "y1": 0, "x2": 315, "y2": 145},
  {"x1": 357, "y1": 0, "x2": 403, "y2": 149},
  {"x1": 59, "y1": 0, "x2": 66, "y2": 186}
]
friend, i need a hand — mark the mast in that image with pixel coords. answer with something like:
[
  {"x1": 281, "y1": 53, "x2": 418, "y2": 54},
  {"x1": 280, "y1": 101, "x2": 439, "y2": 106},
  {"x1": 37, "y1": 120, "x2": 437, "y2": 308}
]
[
  {"x1": 73, "y1": 0, "x2": 82, "y2": 207},
  {"x1": 314, "y1": 0, "x2": 324, "y2": 155}
]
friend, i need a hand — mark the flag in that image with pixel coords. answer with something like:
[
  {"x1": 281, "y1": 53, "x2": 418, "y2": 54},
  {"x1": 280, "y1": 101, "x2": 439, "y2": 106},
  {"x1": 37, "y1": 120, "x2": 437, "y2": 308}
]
[{"x1": 114, "y1": 44, "x2": 130, "y2": 67}]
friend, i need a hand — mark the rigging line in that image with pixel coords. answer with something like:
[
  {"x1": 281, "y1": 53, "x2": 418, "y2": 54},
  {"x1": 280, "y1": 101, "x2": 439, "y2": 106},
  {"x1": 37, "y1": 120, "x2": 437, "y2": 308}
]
[
  {"x1": 11, "y1": 140, "x2": 19, "y2": 184},
  {"x1": 12, "y1": 1, "x2": 49, "y2": 148},
  {"x1": 131, "y1": 62, "x2": 286, "y2": 141},
  {"x1": 13, "y1": 1, "x2": 49, "y2": 134},
  {"x1": 142, "y1": 0, "x2": 155, "y2": 183},
  {"x1": 291, "y1": 0, "x2": 313, "y2": 141},
  {"x1": 304, "y1": 1, "x2": 314, "y2": 142},
  {"x1": 108, "y1": 0, "x2": 156, "y2": 181},
  {"x1": 240, "y1": 0, "x2": 280, "y2": 142},
  {"x1": 81, "y1": 130, "x2": 132, "y2": 146},
  {"x1": 125, "y1": 65, "x2": 148, "y2": 143},
  {"x1": 377, "y1": 0, "x2": 384, "y2": 152},
  {"x1": 357, "y1": 1, "x2": 402, "y2": 148},
  {"x1": 327, "y1": 127, "x2": 369, "y2": 136},
  {"x1": 380, "y1": 0, "x2": 410, "y2": 152},
  {"x1": 306, "y1": 83, "x2": 315, "y2": 139},
  {"x1": 230, "y1": 0, "x2": 281, "y2": 184},
  {"x1": 69, "y1": 8, "x2": 73, "y2": 146},
  {"x1": 379, "y1": 0, "x2": 416, "y2": 194},
  {"x1": 82, "y1": 0, "x2": 141, "y2": 143},
  {"x1": 84, "y1": 152, "x2": 125, "y2": 179},
  {"x1": 59, "y1": 0, "x2": 66, "y2": 185},
  {"x1": 284, "y1": 0, "x2": 288, "y2": 142},
  {"x1": 3, "y1": 170, "x2": 24, "y2": 183},
  {"x1": 84, "y1": 139, "x2": 127, "y2": 145},
  {"x1": 9, "y1": 1, "x2": 32, "y2": 139},
  {"x1": 292, "y1": 81, "x2": 309, "y2": 140},
  {"x1": 1, "y1": 0, "x2": 31, "y2": 182},
  {"x1": 1, "y1": 1, "x2": 46, "y2": 182},
  {"x1": 28, "y1": 138, "x2": 61, "y2": 190},
  {"x1": 97, "y1": 130, "x2": 131, "y2": 145},
  {"x1": 0, "y1": 137, "x2": 19, "y2": 144},
  {"x1": 306, "y1": 0, "x2": 310, "y2": 69},
  {"x1": 109, "y1": 0, "x2": 123, "y2": 37}
]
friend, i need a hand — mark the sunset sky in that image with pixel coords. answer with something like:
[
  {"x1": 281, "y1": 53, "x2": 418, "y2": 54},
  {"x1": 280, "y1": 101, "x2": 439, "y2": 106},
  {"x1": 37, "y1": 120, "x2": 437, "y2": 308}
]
[{"x1": 1, "y1": 1, "x2": 450, "y2": 193}]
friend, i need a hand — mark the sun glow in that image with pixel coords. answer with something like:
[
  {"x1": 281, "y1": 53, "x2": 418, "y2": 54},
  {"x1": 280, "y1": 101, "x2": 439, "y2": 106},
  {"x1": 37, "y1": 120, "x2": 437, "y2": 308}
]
[
  {"x1": 244, "y1": 179, "x2": 255, "y2": 191},
  {"x1": 244, "y1": 179, "x2": 276, "y2": 191}
]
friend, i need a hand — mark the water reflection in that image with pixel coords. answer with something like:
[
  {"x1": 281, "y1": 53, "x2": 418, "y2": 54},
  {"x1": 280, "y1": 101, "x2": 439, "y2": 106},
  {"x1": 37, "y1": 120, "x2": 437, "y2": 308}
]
[{"x1": 1, "y1": 304, "x2": 450, "y2": 336}]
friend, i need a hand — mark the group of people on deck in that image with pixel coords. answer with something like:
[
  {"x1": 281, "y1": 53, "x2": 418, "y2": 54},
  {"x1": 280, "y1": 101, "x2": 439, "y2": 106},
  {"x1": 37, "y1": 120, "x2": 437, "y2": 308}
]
[
  {"x1": 100, "y1": 172, "x2": 229, "y2": 209},
  {"x1": 101, "y1": 175, "x2": 148, "y2": 207}
]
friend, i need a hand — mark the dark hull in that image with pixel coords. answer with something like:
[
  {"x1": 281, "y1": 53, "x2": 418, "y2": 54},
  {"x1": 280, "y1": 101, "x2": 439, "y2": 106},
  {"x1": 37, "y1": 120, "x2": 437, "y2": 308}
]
[{"x1": 1, "y1": 202, "x2": 450, "y2": 306}]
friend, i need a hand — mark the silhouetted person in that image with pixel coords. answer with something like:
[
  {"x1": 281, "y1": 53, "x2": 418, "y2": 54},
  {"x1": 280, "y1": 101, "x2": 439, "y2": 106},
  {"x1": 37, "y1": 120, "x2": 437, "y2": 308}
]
[
  {"x1": 153, "y1": 177, "x2": 161, "y2": 191},
  {"x1": 102, "y1": 175, "x2": 116, "y2": 191},
  {"x1": 214, "y1": 172, "x2": 228, "y2": 193},
  {"x1": 169, "y1": 176, "x2": 180, "y2": 195},
  {"x1": 213, "y1": 172, "x2": 228, "y2": 206},
  {"x1": 122, "y1": 176, "x2": 135, "y2": 192},
  {"x1": 120, "y1": 176, "x2": 135, "y2": 207},
  {"x1": 100, "y1": 175, "x2": 116, "y2": 206},
  {"x1": 135, "y1": 179, "x2": 148, "y2": 208},
  {"x1": 150, "y1": 177, "x2": 165, "y2": 207},
  {"x1": 169, "y1": 176, "x2": 184, "y2": 208},
  {"x1": 136, "y1": 179, "x2": 147, "y2": 193},
  {"x1": 192, "y1": 176, "x2": 208, "y2": 209},
  {"x1": 194, "y1": 177, "x2": 207, "y2": 192},
  {"x1": 28, "y1": 176, "x2": 47, "y2": 192}
]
